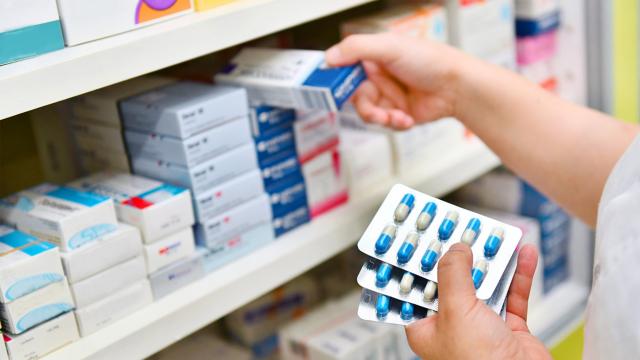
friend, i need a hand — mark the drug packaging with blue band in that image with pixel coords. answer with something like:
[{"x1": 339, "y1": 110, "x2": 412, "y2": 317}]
[
  {"x1": 266, "y1": 175, "x2": 308, "y2": 217},
  {"x1": 254, "y1": 126, "x2": 297, "y2": 166},
  {"x1": 4, "y1": 311, "x2": 79, "y2": 360},
  {"x1": 0, "y1": 226, "x2": 64, "y2": 304},
  {"x1": 120, "y1": 82, "x2": 249, "y2": 139},
  {"x1": 194, "y1": 170, "x2": 264, "y2": 223},
  {"x1": 515, "y1": 10, "x2": 561, "y2": 37},
  {"x1": 125, "y1": 115, "x2": 253, "y2": 168},
  {"x1": 0, "y1": 184, "x2": 118, "y2": 252},
  {"x1": 260, "y1": 151, "x2": 302, "y2": 190},
  {"x1": 215, "y1": 48, "x2": 366, "y2": 112},
  {"x1": 249, "y1": 106, "x2": 296, "y2": 137},
  {"x1": 272, "y1": 204, "x2": 310, "y2": 238},
  {"x1": 144, "y1": 227, "x2": 196, "y2": 274},
  {"x1": 69, "y1": 172, "x2": 194, "y2": 244},
  {"x1": 149, "y1": 250, "x2": 205, "y2": 299}
]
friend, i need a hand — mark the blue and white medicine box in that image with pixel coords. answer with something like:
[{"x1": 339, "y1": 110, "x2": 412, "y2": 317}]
[
  {"x1": 260, "y1": 151, "x2": 303, "y2": 190},
  {"x1": 272, "y1": 204, "x2": 310, "y2": 238},
  {"x1": 0, "y1": 0, "x2": 64, "y2": 65},
  {"x1": 119, "y1": 82, "x2": 249, "y2": 139},
  {"x1": 193, "y1": 170, "x2": 264, "y2": 223},
  {"x1": 0, "y1": 226, "x2": 64, "y2": 303},
  {"x1": 254, "y1": 126, "x2": 297, "y2": 166},
  {"x1": 0, "y1": 184, "x2": 117, "y2": 252},
  {"x1": 265, "y1": 175, "x2": 308, "y2": 217},
  {"x1": 249, "y1": 106, "x2": 296, "y2": 137},
  {"x1": 149, "y1": 250, "x2": 204, "y2": 299},
  {"x1": 216, "y1": 48, "x2": 366, "y2": 112},
  {"x1": 515, "y1": 10, "x2": 561, "y2": 37}
]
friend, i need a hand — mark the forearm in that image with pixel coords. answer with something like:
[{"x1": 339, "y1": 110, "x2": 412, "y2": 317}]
[{"x1": 452, "y1": 56, "x2": 639, "y2": 226}]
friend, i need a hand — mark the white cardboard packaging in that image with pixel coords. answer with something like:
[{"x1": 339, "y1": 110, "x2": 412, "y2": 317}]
[
  {"x1": 56, "y1": 0, "x2": 194, "y2": 45},
  {"x1": 193, "y1": 169, "x2": 265, "y2": 222},
  {"x1": 294, "y1": 111, "x2": 340, "y2": 163},
  {"x1": 70, "y1": 256, "x2": 146, "y2": 308},
  {"x1": 339, "y1": 129, "x2": 393, "y2": 197},
  {"x1": 61, "y1": 223, "x2": 142, "y2": 284},
  {"x1": 0, "y1": 184, "x2": 118, "y2": 252},
  {"x1": 120, "y1": 82, "x2": 248, "y2": 139},
  {"x1": 149, "y1": 250, "x2": 204, "y2": 299},
  {"x1": 69, "y1": 172, "x2": 194, "y2": 243},
  {"x1": 0, "y1": 226, "x2": 64, "y2": 303},
  {"x1": 144, "y1": 227, "x2": 195, "y2": 273},
  {"x1": 78, "y1": 147, "x2": 131, "y2": 173},
  {"x1": 75, "y1": 279, "x2": 152, "y2": 336},
  {"x1": 125, "y1": 116, "x2": 252, "y2": 167},
  {"x1": 0, "y1": 280, "x2": 74, "y2": 334},
  {"x1": 0, "y1": 341, "x2": 6, "y2": 360},
  {"x1": 131, "y1": 143, "x2": 259, "y2": 196},
  {"x1": 195, "y1": 194, "x2": 272, "y2": 250},
  {"x1": 301, "y1": 147, "x2": 348, "y2": 219},
  {"x1": 4, "y1": 312, "x2": 79, "y2": 360},
  {"x1": 71, "y1": 120, "x2": 127, "y2": 154}
]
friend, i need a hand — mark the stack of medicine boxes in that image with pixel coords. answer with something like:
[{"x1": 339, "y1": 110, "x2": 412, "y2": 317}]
[
  {"x1": 69, "y1": 76, "x2": 175, "y2": 174},
  {"x1": 68, "y1": 172, "x2": 197, "y2": 300},
  {"x1": 119, "y1": 81, "x2": 275, "y2": 273},
  {"x1": 0, "y1": 226, "x2": 78, "y2": 360}
]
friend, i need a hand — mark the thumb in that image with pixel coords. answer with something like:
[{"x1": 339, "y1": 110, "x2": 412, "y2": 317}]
[
  {"x1": 325, "y1": 34, "x2": 400, "y2": 67},
  {"x1": 437, "y1": 243, "x2": 477, "y2": 314},
  {"x1": 405, "y1": 317, "x2": 437, "y2": 358}
]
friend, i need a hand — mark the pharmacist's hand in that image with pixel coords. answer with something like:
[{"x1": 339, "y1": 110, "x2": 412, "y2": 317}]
[
  {"x1": 405, "y1": 243, "x2": 551, "y2": 360},
  {"x1": 326, "y1": 33, "x2": 466, "y2": 129}
]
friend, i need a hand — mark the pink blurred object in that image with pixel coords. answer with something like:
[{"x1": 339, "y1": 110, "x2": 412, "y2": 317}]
[{"x1": 516, "y1": 30, "x2": 557, "y2": 65}]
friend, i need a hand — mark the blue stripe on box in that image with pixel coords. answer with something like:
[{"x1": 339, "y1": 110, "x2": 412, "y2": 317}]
[
  {"x1": 138, "y1": 184, "x2": 187, "y2": 199},
  {"x1": 0, "y1": 21, "x2": 64, "y2": 65},
  {"x1": 0, "y1": 230, "x2": 56, "y2": 256},
  {"x1": 46, "y1": 186, "x2": 110, "y2": 207},
  {"x1": 303, "y1": 63, "x2": 367, "y2": 109},
  {"x1": 515, "y1": 11, "x2": 561, "y2": 37}
]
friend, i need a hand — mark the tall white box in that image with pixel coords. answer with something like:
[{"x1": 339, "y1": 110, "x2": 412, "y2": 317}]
[
  {"x1": 144, "y1": 227, "x2": 195, "y2": 273},
  {"x1": 4, "y1": 312, "x2": 79, "y2": 360},
  {"x1": 301, "y1": 147, "x2": 348, "y2": 219}
]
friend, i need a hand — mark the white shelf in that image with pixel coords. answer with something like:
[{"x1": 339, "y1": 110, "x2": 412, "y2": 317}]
[
  {"x1": 43, "y1": 139, "x2": 499, "y2": 360},
  {"x1": 0, "y1": 0, "x2": 375, "y2": 121}
]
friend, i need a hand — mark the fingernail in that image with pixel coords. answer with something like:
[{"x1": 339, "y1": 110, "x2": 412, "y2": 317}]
[{"x1": 325, "y1": 46, "x2": 341, "y2": 64}]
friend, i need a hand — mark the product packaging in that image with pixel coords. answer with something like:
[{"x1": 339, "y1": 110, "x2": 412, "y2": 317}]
[
  {"x1": 4, "y1": 312, "x2": 79, "y2": 360},
  {"x1": 149, "y1": 250, "x2": 204, "y2": 299},
  {"x1": 200, "y1": 223, "x2": 275, "y2": 273},
  {"x1": 144, "y1": 227, "x2": 195, "y2": 273}
]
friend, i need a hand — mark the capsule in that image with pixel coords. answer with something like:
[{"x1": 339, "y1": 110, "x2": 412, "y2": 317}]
[
  {"x1": 394, "y1": 194, "x2": 415, "y2": 223},
  {"x1": 376, "y1": 295, "x2": 390, "y2": 319},
  {"x1": 415, "y1": 202, "x2": 438, "y2": 231},
  {"x1": 438, "y1": 211, "x2": 459, "y2": 240},
  {"x1": 399, "y1": 272, "x2": 415, "y2": 295},
  {"x1": 397, "y1": 232, "x2": 420, "y2": 264},
  {"x1": 484, "y1": 227, "x2": 505, "y2": 258},
  {"x1": 471, "y1": 260, "x2": 488, "y2": 289},
  {"x1": 420, "y1": 240, "x2": 443, "y2": 272},
  {"x1": 426, "y1": 309, "x2": 437, "y2": 317},
  {"x1": 423, "y1": 281, "x2": 438, "y2": 302},
  {"x1": 461, "y1": 218, "x2": 482, "y2": 246},
  {"x1": 400, "y1": 302, "x2": 414, "y2": 321},
  {"x1": 374, "y1": 224, "x2": 397, "y2": 255},
  {"x1": 375, "y1": 263, "x2": 393, "y2": 288}
]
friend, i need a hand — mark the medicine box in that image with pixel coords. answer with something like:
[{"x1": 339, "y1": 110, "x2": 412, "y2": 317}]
[
  {"x1": 254, "y1": 126, "x2": 297, "y2": 166},
  {"x1": 260, "y1": 151, "x2": 302, "y2": 189},
  {"x1": 294, "y1": 111, "x2": 340, "y2": 163},
  {"x1": 61, "y1": 223, "x2": 142, "y2": 283},
  {"x1": 272, "y1": 204, "x2": 310, "y2": 238},
  {"x1": 125, "y1": 116, "x2": 252, "y2": 167},
  {"x1": 515, "y1": 0, "x2": 559, "y2": 18},
  {"x1": 515, "y1": 10, "x2": 561, "y2": 37},
  {"x1": 70, "y1": 172, "x2": 194, "y2": 243},
  {"x1": 70, "y1": 255, "x2": 146, "y2": 308},
  {"x1": 200, "y1": 223, "x2": 275, "y2": 273},
  {"x1": 341, "y1": 3, "x2": 448, "y2": 43},
  {"x1": 75, "y1": 279, "x2": 152, "y2": 336},
  {"x1": 4, "y1": 311, "x2": 79, "y2": 360},
  {"x1": 193, "y1": 169, "x2": 264, "y2": 223},
  {"x1": 0, "y1": 280, "x2": 74, "y2": 334},
  {"x1": 144, "y1": 227, "x2": 195, "y2": 273},
  {"x1": 0, "y1": 0, "x2": 64, "y2": 65},
  {"x1": 0, "y1": 226, "x2": 64, "y2": 303},
  {"x1": 216, "y1": 48, "x2": 366, "y2": 112},
  {"x1": 339, "y1": 129, "x2": 393, "y2": 197},
  {"x1": 301, "y1": 147, "x2": 348, "y2": 218},
  {"x1": 266, "y1": 175, "x2": 308, "y2": 217},
  {"x1": 249, "y1": 106, "x2": 296, "y2": 138},
  {"x1": 149, "y1": 250, "x2": 204, "y2": 299},
  {"x1": 120, "y1": 82, "x2": 248, "y2": 139},
  {"x1": 71, "y1": 120, "x2": 128, "y2": 154},
  {"x1": 0, "y1": 184, "x2": 118, "y2": 252},
  {"x1": 72, "y1": 76, "x2": 175, "y2": 127},
  {"x1": 78, "y1": 147, "x2": 131, "y2": 173},
  {"x1": 56, "y1": 0, "x2": 193, "y2": 46}
]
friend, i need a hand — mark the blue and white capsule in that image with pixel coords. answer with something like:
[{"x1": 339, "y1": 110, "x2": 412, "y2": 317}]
[
  {"x1": 423, "y1": 281, "x2": 437, "y2": 302},
  {"x1": 471, "y1": 260, "x2": 488, "y2": 289},
  {"x1": 374, "y1": 224, "x2": 397, "y2": 255},
  {"x1": 401, "y1": 302, "x2": 414, "y2": 321},
  {"x1": 438, "y1": 210, "x2": 459, "y2": 240},
  {"x1": 376, "y1": 295, "x2": 390, "y2": 319},
  {"x1": 484, "y1": 227, "x2": 505, "y2": 258},
  {"x1": 394, "y1": 194, "x2": 415, "y2": 223},
  {"x1": 399, "y1": 272, "x2": 415, "y2": 295},
  {"x1": 461, "y1": 218, "x2": 482, "y2": 246},
  {"x1": 415, "y1": 202, "x2": 437, "y2": 231},
  {"x1": 397, "y1": 232, "x2": 420, "y2": 264},
  {"x1": 375, "y1": 263, "x2": 393, "y2": 288},
  {"x1": 420, "y1": 240, "x2": 443, "y2": 272}
]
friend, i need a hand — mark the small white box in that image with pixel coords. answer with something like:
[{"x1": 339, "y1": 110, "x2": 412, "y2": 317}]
[
  {"x1": 193, "y1": 169, "x2": 264, "y2": 222},
  {"x1": 201, "y1": 223, "x2": 275, "y2": 273},
  {"x1": 69, "y1": 172, "x2": 194, "y2": 243},
  {"x1": 56, "y1": 0, "x2": 193, "y2": 45},
  {"x1": 339, "y1": 129, "x2": 393, "y2": 197},
  {"x1": 144, "y1": 227, "x2": 195, "y2": 273},
  {"x1": 149, "y1": 250, "x2": 204, "y2": 299},
  {"x1": 78, "y1": 148, "x2": 130, "y2": 173},
  {"x1": 125, "y1": 115, "x2": 252, "y2": 167},
  {"x1": 216, "y1": 48, "x2": 366, "y2": 112},
  {"x1": 120, "y1": 82, "x2": 248, "y2": 139},
  {"x1": 294, "y1": 111, "x2": 340, "y2": 163},
  {"x1": 0, "y1": 280, "x2": 74, "y2": 334},
  {"x1": 61, "y1": 223, "x2": 142, "y2": 284},
  {"x1": 301, "y1": 147, "x2": 348, "y2": 219},
  {"x1": 71, "y1": 120, "x2": 127, "y2": 153},
  {"x1": 131, "y1": 143, "x2": 258, "y2": 196},
  {"x1": 4, "y1": 311, "x2": 79, "y2": 360},
  {"x1": 196, "y1": 194, "x2": 272, "y2": 250},
  {"x1": 70, "y1": 256, "x2": 146, "y2": 309},
  {"x1": 75, "y1": 279, "x2": 152, "y2": 336},
  {"x1": 72, "y1": 76, "x2": 176, "y2": 127},
  {"x1": 0, "y1": 226, "x2": 64, "y2": 303},
  {"x1": 515, "y1": 0, "x2": 559, "y2": 18},
  {"x1": 0, "y1": 184, "x2": 118, "y2": 252}
]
